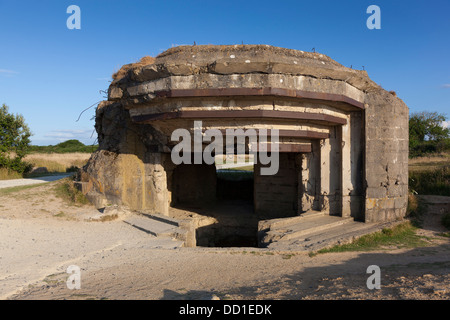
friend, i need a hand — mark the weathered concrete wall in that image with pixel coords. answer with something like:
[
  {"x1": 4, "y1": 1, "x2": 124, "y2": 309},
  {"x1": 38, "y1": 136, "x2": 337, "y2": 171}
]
[
  {"x1": 254, "y1": 153, "x2": 298, "y2": 218},
  {"x1": 171, "y1": 163, "x2": 216, "y2": 206},
  {"x1": 80, "y1": 101, "x2": 172, "y2": 214},
  {"x1": 364, "y1": 90, "x2": 409, "y2": 222}
]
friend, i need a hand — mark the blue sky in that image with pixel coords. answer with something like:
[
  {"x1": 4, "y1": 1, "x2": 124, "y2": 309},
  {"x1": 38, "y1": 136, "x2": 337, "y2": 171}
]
[{"x1": 0, "y1": 0, "x2": 449, "y2": 145}]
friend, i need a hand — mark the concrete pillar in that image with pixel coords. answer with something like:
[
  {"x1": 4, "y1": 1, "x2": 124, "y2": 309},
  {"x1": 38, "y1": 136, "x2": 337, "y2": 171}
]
[
  {"x1": 145, "y1": 152, "x2": 170, "y2": 216},
  {"x1": 300, "y1": 141, "x2": 320, "y2": 212},
  {"x1": 321, "y1": 126, "x2": 342, "y2": 215},
  {"x1": 319, "y1": 135, "x2": 331, "y2": 212},
  {"x1": 341, "y1": 119, "x2": 352, "y2": 217},
  {"x1": 341, "y1": 112, "x2": 364, "y2": 220}
]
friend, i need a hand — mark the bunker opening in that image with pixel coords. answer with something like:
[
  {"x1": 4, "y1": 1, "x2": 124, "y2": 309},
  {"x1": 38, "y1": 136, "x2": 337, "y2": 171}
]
[{"x1": 169, "y1": 152, "x2": 301, "y2": 247}]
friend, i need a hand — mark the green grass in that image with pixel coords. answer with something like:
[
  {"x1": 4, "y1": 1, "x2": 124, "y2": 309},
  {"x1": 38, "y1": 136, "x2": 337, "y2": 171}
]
[
  {"x1": 54, "y1": 178, "x2": 89, "y2": 205},
  {"x1": 0, "y1": 183, "x2": 49, "y2": 196},
  {"x1": 54, "y1": 211, "x2": 66, "y2": 218},
  {"x1": 409, "y1": 166, "x2": 450, "y2": 196},
  {"x1": 216, "y1": 169, "x2": 253, "y2": 181},
  {"x1": 406, "y1": 194, "x2": 427, "y2": 228},
  {"x1": 222, "y1": 165, "x2": 254, "y2": 171},
  {"x1": 311, "y1": 222, "x2": 430, "y2": 256}
]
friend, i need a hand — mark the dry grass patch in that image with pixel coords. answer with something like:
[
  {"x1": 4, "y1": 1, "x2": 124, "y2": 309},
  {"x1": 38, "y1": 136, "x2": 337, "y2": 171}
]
[
  {"x1": 112, "y1": 56, "x2": 155, "y2": 81},
  {"x1": 24, "y1": 153, "x2": 91, "y2": 173},
  {"x1": 0, "y1": 167, "x2": 24, "y2": 180},
  {"x1": 409, "y1": 152, "x2": 450, "y2": 172}
]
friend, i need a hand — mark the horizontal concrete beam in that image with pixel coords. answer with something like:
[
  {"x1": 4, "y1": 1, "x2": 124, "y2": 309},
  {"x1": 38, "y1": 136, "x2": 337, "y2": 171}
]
[
  {"x1": 154, "y1": 88, "x2": 365, "y2": 109},
  {"x1": 132, "y1": 110, "x2": 347, "y2": 125},
  {"x1": 208, "y1": 129, "x2": 329, "y2": 140},
  {"x1": 253, "y1": 143, "x2": 312, "y2": 153}
]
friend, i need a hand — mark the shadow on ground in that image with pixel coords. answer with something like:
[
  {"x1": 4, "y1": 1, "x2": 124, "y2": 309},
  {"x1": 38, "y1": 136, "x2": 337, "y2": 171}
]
[{"x1": 162, "y1": 241, "x2": 450, "y2": 300}]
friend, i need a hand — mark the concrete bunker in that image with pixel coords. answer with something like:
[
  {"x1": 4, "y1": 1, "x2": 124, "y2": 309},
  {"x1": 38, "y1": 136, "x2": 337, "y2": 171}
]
[{"x1": 78, "y1": 45, "x2": 409, "y2": 248}]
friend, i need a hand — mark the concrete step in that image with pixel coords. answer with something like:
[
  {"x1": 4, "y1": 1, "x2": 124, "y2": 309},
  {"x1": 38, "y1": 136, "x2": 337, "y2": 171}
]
[
  {"x1": 267, "y1": 220, "x2": 395, "y2": 251},
  {"x1": 124, "y1": 213, "x2": 196, "y2": 247},
  {"x1": 124, "y1": 215, "x2": 179, "y2": 237},
  {"x1": 258, "y1": 210, "x2": 328, "y2": 231},
  {"x1": 140, "y1": 212, "x2": 181, "y2": 227},
  {"x1": 261, "y1": 215, "x2": 354, "y2": 245}
]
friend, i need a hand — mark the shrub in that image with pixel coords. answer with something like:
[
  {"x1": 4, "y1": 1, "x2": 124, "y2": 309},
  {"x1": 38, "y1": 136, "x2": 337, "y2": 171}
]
[
  {"x1": 66, "y1": 165, "x2": 79, "y2": 173},
  {"x1": 0, "y1": 104, "x2": 32, "y2": 174}
]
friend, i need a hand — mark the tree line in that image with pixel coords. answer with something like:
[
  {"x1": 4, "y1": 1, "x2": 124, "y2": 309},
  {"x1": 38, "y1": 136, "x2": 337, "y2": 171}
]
[{"x1": 409, "y1": 111, "x2": 450, "y2": 158}]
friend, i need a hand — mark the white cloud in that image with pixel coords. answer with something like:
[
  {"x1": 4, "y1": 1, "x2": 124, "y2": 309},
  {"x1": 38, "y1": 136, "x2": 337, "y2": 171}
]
[
  {"x1": 0, "y1": 69, "x2": 18, "y2": 74},
  {"x1": 0, "y1": 69, "x2": 18, "y2": 77},
  {"x1": 442, "y1": 84, "x2": 450, "y2": 88},
  {"x1": 442, "y1": 121, "x2": 450, "y2": 128}
]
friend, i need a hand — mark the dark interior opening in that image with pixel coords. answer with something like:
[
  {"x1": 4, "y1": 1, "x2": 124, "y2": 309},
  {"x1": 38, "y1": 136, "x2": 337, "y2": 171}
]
[
  {"x1": 170, "y1": 153, "x2": 301, "y2": 248},
  {"x1": 170, "y1": 159, "x2": 258, "y2": 248},
  {"x1": 207, "y1": 168, "x2": 256, "y2": 247}
]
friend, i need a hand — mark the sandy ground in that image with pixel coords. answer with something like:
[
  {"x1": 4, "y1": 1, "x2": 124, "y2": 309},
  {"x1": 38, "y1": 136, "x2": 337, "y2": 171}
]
[{"x1": 0, "y1": 182, "x2": 449, "y2": 300}]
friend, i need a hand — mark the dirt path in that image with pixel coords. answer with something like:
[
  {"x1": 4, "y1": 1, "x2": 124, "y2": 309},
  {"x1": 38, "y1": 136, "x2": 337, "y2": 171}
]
[
  {"x1": 0, "y1": 174, "x2": 71, "y2": 189},
  {"x1": 1, "y1": 183, "x2": 449, "y2": 300}
]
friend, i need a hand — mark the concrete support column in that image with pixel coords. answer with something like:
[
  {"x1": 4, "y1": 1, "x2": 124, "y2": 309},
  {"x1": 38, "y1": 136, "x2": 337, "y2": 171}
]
[
  {"x1": 300, "y1": 141, "x2": 321, "y2": 212},
  {"x1": 296, "y1": 154, "x2": 304, "y2": 213},
  {"x1": 145, "y1": 152, "x2": 171, "y2": 216},
  {"x1": 319, "y1": 136, "x2": 331, "y2": 213},
  {"x1": 321, "y1": 126, "x2": 342, "y2": 215},
  {"x1": 341, "y1": 119, "x2": 352, "y2": 217},
  {"x1": 341, "y1": 112, "x2": 364, "y2": 220}
]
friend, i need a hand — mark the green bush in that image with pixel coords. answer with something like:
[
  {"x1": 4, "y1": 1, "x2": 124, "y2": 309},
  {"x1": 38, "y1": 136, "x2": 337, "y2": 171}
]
[
  {"x1": 409, "y1": 139, "x2": 450, "y2": 158},
  {"x1": 0, "y1": 104, "x2": 32, "y2": 174},
  {"x1": 66, "y1": 165, "x2": 79, "y2": 173},
  {"x1": 409, "y1": 111, "x2": 450, "y2": 158}
]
